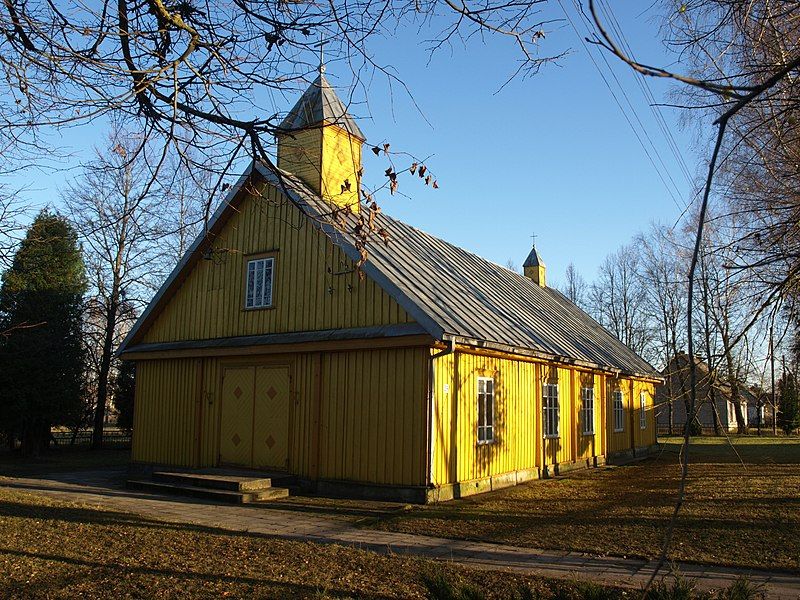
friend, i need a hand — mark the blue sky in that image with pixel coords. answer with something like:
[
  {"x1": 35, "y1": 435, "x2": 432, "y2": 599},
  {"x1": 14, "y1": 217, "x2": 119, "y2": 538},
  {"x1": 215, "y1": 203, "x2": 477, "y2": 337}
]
[{"x1": 8, "y1": 3, "x2": 704, "y2": 289}]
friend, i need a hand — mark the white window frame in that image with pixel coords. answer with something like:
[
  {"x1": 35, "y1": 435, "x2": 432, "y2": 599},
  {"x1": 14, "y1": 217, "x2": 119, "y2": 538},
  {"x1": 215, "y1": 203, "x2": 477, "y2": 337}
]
[
  {"x1": 613, "y1": 390, "x2": 625, "y2": 432},
  {"x1": 477, "y1": 377, "x2": 494, "y2": 444},
  {"x1": 639, "y1": 391, "x2": 647, "y2": 430},
  {"x1": 245, "y1": 256, "x2": 275, "y2": 309},
  {"x1": 543, "y1": 383, "x2": 559, "y2": 438},
  {"x1": 581, "y1": 387, "x2": 595, "y2": 435}
]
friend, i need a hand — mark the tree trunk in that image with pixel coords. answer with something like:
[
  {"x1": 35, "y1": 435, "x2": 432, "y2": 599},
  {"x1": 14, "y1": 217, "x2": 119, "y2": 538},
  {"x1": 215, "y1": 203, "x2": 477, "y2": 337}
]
[
  {"x1": 92, "y1": 291, "x2": 119, "y2": 449},
  {"x1": 21, "y1": 418, "x2": 50, "y2": 456},
  {"x1": 668, "y1": 399, "x2": 674, "y2": 435},
  {"x1": 711, "y1": 393, "x2": 722, "y2": 436},
  {"x1": 723, "y1": 349, "x2": 748, "y2": 434}
]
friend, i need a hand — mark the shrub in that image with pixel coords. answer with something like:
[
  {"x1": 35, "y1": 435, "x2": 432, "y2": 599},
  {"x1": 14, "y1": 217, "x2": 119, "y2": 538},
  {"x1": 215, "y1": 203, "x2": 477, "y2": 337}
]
[{"x1": 715, "y1": 576, "x2": 765, "y2": 600}]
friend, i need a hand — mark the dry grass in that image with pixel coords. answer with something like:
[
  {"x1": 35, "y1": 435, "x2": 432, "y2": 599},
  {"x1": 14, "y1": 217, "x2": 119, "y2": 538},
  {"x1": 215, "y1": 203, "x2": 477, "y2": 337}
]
[
  {"x1": 0, "y1": 487, "x2": 626, "y2": 599},
  {"x1": 371, "y1": 437, "x2": 800, "y2": 572}
]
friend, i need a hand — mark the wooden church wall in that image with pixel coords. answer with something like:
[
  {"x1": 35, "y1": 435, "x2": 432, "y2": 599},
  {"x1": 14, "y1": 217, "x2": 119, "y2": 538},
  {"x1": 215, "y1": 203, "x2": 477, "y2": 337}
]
[
  {"x1": 141, "y1": 181, "x2": 414, "y2": 345},
  {"x1": 431, "y1": 349, "x2": 658, "y2": 487},
  {"x1": 131, "y1": 346, "x2": 429, "y2": 487}
]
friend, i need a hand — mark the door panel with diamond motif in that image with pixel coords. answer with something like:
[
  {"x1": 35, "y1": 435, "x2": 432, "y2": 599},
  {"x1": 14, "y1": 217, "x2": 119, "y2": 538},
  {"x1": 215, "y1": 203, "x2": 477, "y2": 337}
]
[
  {"x1": 253, "y1": 366, "x2": 290, "y2": 470},
  {"x1": 219, "y1": 367, "x2": 255, "y2": 467}
]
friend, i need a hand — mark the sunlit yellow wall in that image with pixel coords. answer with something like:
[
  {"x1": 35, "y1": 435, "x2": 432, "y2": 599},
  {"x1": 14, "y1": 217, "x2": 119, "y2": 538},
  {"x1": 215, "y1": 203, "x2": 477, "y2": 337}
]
[
  {"x1": 141, "y1": 182, "x2": 412, "y2": 344},
  {"x1": 316, "y1": 347, "x2": 427, "y2": 486},
  {"x1": 320, "y1": 124, "x2": 362, "y2": 212},
  {"x1": 607, "y1": 377, "x2": 633, "y2": 454},
  {"x1": 575, "y1": 370, "x2": 604, "y2": 461},
  {"x1": 132, "y1": 346, "x2": 429, "y2": 487},
  {"x1": 277, "y1": 128, "x2": 323, "y2": 195},
  {"x1": 632, "y1": 379, "x2": 657, "y2": 448},
  {"x1": 432, "y1": 350, "x2": 656, "y2": 486}
]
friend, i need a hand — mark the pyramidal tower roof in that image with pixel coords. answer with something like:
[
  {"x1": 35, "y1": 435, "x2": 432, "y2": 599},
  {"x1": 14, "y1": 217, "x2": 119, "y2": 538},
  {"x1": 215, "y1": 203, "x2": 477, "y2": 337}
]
[
  {"x1": 278, "y1": 74, "x2": 365, "y2": 141},
  {"x1": 523, "y1": 245, "x2": 545, "y2": 268}
]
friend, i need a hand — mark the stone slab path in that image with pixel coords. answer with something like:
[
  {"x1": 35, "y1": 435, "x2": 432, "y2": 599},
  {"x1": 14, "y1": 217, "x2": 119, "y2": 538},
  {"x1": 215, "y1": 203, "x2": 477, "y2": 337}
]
[{"x1": 2, "y1": 469, "x2": 799, "y2": 599}]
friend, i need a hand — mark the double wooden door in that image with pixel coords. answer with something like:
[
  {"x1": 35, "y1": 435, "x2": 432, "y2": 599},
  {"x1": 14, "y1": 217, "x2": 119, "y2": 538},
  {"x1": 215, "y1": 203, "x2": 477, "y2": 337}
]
[{"x1": 219, "y1": 365, "x2": 290, "y2": 470}]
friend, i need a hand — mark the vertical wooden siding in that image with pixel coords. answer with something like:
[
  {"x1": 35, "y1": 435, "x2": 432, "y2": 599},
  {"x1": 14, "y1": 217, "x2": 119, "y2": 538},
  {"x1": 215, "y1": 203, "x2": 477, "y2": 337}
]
[
  {"x1": 320, "y1": 124, "x2": 362, "y2": 211},
  {"x1": 432, "y1": 351, "x2": 539, "y2": 485},
  {"x1": 317, "y1": 347, "x2": 428, "y2": 486},
  {"x1": 277, "y1": 128, "x2": 323, "y2": 194},
  {"x1": 132, "y1": 358, "x2": 200, "y2": 467},
  {"x1": 141, "y1": 182, "x2": 412, "y2": 344},
  {"x1": 633, "y1": 380, "x2": 657, "y2": 448},
  {"x1": 432, "y1": 350, "x2": 657, "y2": 486},
  {"x1": 135, "y1": 346, "x2": 428, "y2": 488}
]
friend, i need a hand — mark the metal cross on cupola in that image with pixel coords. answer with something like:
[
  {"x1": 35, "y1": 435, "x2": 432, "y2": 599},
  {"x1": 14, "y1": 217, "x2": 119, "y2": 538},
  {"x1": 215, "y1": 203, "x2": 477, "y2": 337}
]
[{"x1": 315, "y1": 36, "x2": 326, "y2": 75}]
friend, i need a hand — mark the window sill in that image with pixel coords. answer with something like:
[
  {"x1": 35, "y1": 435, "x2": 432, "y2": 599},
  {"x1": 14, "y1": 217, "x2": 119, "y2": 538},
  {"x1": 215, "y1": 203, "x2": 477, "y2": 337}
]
[
  {"x1": 544, "y1": 434, "x2": 560, "y2": 439},
  {"x1": 613, "y1": 428, "x2": 624, "y2": 433},
  {"x1": 582, "y1": 431, "x2": 595, "y2": 436},
  {"x1": 477, "y1": 440, "x2": 495, "y2": 446},
  {"x1": 242, "y1": 305, "x2": 276, "y2": 312}
]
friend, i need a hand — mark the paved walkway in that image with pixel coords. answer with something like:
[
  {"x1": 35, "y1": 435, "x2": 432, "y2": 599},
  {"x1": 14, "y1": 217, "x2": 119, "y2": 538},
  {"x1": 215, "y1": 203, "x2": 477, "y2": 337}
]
[{"x1": 1, "y1": 469, "x2": 799, "y2": 598}]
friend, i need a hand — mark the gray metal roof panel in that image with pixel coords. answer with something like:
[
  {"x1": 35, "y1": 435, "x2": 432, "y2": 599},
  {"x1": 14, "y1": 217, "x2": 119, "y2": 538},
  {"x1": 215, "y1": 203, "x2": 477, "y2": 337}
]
[
  {"x1": 278, "y1": 74, "x2": 365, "y2": 140},
  {"x1": 523, "y1": 246, "x2": 544, "y2": 268},
  {"x1": 257, "y1": 163, "x2": 659, "y2": 378}
]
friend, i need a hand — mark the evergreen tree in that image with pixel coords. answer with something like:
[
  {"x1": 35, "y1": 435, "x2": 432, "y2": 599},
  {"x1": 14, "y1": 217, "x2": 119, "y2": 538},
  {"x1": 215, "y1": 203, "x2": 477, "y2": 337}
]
[
  {"x1": 0, "y1": 210, "x2": 87, "y2": 454},
  {"x1": 113, "y1": 360, "x2": 136, "y2": 432},
  {"x1": 779, "y1": 373, "x2": 800, "y2": 435}
]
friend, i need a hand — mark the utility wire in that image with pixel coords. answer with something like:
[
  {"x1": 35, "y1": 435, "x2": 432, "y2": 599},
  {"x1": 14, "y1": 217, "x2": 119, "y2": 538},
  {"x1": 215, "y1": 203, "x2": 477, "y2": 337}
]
[
  {"x1": 555, "y1": 0, "x2": 687, "y2": 212},
  {"x1": 595, "y1": 0, "x2": 695, "y2": 188}
]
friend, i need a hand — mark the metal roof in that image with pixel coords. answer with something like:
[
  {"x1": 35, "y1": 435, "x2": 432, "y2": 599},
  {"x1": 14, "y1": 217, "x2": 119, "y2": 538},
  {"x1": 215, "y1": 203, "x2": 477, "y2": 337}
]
[
  {"x1": 278, "y1": 74, "x2": 365, "y2": 141},
  {"x1": 523, "y1": 245, "x2": 544, "y2": 268},
  {"x1": 257, "y1": 163, "x2": 660, "y2": 379}
]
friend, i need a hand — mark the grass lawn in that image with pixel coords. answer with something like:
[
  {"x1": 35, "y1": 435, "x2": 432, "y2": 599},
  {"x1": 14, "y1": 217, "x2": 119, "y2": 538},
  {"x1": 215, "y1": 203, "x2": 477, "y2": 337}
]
[
  {"x1": 371, "y1": 436, "x2": 800, "y2": 572},
  {"x1": 0, "y1": 487, "x2": 632, "y2": 599}
]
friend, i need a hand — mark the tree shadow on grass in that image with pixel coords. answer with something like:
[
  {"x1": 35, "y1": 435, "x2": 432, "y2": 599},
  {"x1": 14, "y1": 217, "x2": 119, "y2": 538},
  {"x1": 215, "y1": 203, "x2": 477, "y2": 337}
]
[{"x1": 0, "y1": 547, "x2": 394, "y2": 599}]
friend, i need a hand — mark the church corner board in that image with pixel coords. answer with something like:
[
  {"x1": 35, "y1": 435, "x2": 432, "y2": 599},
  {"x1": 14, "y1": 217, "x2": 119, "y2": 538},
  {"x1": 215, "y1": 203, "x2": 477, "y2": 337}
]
[{"x1": 119, "y1": 75, "x2": 661, "y2": 503}]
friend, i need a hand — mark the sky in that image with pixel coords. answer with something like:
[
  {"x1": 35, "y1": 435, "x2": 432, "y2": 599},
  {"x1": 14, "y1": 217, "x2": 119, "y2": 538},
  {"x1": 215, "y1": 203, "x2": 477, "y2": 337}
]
[{"x1": 6, "y1": 2, "x2": 705, "y2": 289}]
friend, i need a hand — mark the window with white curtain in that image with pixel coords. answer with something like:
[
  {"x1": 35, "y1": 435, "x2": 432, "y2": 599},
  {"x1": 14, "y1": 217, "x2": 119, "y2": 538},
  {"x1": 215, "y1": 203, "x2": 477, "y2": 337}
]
[
  {"x1": 581, "y1": 387, "x2": 595, "y2": 435},
  {"x1": 477, "y1": 377, "x2": 494, "y2": 443},
  {"x1": 613, "y1": 390, "x2": 625, "y2": 432},
  {"x1": 543, "y1": 383, "x2": 559, "y2": 438},
  {"x1": 245, "y1": 257, "x2": 274, "y2": 309},
  {"x1": 640, "y1": 391, "x2": 647, "y2": 429}
]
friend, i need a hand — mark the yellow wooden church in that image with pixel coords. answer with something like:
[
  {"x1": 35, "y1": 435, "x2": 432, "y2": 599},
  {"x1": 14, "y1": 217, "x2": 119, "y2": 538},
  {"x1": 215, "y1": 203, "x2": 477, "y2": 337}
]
[{"x1": 119, "y1": 73, "x2": 660, "y2": 502}]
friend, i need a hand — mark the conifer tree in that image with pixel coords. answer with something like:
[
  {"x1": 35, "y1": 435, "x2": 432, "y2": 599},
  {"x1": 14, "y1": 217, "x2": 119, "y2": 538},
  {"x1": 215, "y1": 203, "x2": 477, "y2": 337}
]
[
  {"x1": 113, "y1": 360, "x2": 136, "y2": 433},
  {"x1": 0, "y1": 211, "x2": 87, "y2": 454},
  {"x1": 779, "y1": 373, "x2": 800, "y2": 436}
]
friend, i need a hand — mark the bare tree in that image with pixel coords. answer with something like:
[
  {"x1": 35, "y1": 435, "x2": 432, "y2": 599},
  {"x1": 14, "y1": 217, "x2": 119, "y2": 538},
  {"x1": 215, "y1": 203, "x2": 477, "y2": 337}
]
[
  {"x1": 64, "y1": 129, "x2": 200, "y2": 448},
  {"x1": 636, "y1": 224, "x2": 688, "y2": 432},
  {"x1": 0, "y1": 0, "x2": 564, "y2": 247},
  {"x1": 589, "y1": 244, "x2": 652, "y2": 357},
  {"x1": 587, "y1": 3, "x2": 800, "y2": 588},
  {"x1": 560, "y1": 262, "x2": 587, "y2": 309}
]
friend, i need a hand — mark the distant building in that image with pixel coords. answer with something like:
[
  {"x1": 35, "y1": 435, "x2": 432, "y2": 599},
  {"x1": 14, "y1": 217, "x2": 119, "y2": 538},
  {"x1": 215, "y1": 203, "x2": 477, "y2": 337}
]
[{"x1": 655, "y1": 354, "x2": 773, "y2": 433}]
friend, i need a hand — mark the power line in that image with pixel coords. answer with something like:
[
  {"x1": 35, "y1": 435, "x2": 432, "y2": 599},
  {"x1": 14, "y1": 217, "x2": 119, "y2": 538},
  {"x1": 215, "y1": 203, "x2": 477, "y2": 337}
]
[
  {"x1": 555, "y1": 0, "x2": 688, "y2": 212},
  {"x1": 595, "y1": 0, "x2": 695, "y2": 188}
]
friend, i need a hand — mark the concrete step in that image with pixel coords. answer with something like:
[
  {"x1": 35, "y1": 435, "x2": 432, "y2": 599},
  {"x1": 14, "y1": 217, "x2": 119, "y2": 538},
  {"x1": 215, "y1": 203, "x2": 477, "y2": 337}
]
[
  {"x1": 127, "y1": 479, "x2": 290, "y2": 504},
  {"x1": 152, "y1": 471, "x2": 274, "y2": 492}
]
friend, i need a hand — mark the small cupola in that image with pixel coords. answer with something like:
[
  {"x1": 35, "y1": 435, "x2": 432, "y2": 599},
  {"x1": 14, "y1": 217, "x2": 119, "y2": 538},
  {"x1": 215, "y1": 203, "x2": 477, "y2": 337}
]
[
  {"x1": 523, "y1": 244, "x2": 546, "y2": 287},
  {"x1": 276, "y1": 71, "x2": 365, "y2": 213}
]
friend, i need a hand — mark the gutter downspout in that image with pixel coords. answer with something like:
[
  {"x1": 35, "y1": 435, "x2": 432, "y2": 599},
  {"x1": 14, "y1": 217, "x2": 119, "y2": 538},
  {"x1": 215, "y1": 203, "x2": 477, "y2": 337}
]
[{"x1": 427, "y1": 337, "x2": 456, "y2": 492}]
